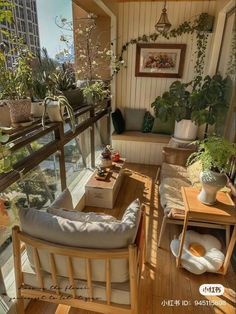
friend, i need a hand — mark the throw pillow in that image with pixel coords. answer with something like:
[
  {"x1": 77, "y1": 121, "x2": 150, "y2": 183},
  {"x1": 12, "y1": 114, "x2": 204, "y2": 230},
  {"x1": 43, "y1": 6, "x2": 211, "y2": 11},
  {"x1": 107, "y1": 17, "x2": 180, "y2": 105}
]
[
  {"x1": 124, "y1": 108, "x2": 146, "y2": 131},
  {"x1": 111, "y1": 108, "x2": 125, "y2": 134},
  {"x1": 48, "y1": 188, "x2": 74, "y2": 211},
  {"x1": 141, "y1": 111, "x2": 155, "y2": 133},
  {"x1": 47, "y1": 207, "x2": 119, "y2": 223},
  {"x1": 151, "y1": 117, "x2": 175, "y2": 135}
]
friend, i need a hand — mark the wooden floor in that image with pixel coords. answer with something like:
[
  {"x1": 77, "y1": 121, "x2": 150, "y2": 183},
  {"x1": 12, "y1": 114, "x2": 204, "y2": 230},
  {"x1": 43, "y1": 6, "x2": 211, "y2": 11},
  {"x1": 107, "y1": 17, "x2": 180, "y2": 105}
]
[{"x1": 26, "y1": 163, "x2": 236, "y2": 314}]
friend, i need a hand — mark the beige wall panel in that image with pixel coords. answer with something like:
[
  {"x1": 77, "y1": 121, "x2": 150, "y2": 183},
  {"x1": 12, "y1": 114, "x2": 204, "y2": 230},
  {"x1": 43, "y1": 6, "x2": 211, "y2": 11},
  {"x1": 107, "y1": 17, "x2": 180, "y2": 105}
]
[{"x1": 116, "y1": 1, "x2": 216, "y2": 112}]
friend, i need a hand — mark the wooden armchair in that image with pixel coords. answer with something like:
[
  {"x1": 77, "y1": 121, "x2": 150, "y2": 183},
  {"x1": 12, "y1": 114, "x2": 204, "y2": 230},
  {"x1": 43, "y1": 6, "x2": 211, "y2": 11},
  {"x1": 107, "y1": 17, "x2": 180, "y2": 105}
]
[{"x1": 12, "y1": 210, "x2": 146, "y2": 314}]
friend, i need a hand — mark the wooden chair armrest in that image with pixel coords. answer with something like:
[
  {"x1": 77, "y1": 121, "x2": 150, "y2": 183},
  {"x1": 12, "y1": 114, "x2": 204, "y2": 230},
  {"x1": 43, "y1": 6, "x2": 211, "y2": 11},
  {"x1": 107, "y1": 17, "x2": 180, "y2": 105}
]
[{"x1": 162, "y1": 146, "x2": 196, "y2": 167}]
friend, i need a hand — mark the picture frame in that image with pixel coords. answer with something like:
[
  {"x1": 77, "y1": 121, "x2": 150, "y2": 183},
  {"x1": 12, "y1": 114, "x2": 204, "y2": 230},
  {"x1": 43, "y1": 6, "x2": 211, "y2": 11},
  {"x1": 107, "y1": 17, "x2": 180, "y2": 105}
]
[{"x1": 135, "y1": 43, "x2": 186, "y2": 78}]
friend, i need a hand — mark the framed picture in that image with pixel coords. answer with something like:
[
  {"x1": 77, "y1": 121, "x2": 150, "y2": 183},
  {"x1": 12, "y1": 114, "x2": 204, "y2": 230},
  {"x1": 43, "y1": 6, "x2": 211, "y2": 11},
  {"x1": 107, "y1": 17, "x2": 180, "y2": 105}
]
[{"x1": 135, "y1": 43, "x2": 186, "y2": 78}]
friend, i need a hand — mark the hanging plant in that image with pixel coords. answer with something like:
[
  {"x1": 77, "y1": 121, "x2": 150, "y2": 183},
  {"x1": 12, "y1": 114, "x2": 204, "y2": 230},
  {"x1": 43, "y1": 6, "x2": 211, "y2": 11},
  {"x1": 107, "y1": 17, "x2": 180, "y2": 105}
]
[{"x1": 118, "y1": 13, "x2": 214, "y2": 88}]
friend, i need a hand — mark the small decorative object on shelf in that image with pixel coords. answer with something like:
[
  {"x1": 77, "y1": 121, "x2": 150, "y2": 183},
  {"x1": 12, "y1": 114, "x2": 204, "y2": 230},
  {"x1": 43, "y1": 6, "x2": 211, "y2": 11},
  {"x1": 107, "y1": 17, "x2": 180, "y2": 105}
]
[
  {"x1": 100, "y1": 145, "x2": 113, "y2": 168},
  {"x1": 112, "y1": 151, "x2": 120, "y2": 162},
  {"x1": 95, "y1": 166, "x2": 109, "y2": 181}
]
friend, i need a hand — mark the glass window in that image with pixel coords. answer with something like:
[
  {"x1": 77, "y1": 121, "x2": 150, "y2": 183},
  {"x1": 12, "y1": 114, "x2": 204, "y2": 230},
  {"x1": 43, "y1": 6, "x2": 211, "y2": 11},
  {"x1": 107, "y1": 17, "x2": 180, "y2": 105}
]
[
  {"x1": 21, "y1": 20, "x2": 26, "y2": 32},
  {"x1": 64, "y1": 137, "x2": 87, "y2": 187},
  {"x1": 30, "y1": 34, "x2": 34, "y2": 45},
  {"x1": 0, "y1": 152, "x2": 61, "y2": 283},
  {"x1": 19, "y1": 7, "x2": 24, "y2": 19},
  {"x1": 27, "y1": 9, "x2": 31, "y2": 20},
  {"x1": 28, "y1": 22, "x2": 33, "y2": 33}
]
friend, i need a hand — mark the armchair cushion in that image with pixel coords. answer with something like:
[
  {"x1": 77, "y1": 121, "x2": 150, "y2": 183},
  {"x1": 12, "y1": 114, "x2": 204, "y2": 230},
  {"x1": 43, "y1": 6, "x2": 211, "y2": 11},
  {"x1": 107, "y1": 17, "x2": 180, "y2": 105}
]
[
  {"x1": 18, "y1": 198, "x2": 141, "y2": 283},
  {"x1": 47, "y1": 207, "x2": 119, "y2": 223}
]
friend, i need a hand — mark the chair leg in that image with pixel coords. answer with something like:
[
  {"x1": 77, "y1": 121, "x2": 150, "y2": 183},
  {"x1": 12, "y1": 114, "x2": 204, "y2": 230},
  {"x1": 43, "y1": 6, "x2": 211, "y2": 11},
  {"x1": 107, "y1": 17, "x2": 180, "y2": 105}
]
[
  {"x1": 158, "y1": 214, "x2": 167, "y2": 248},
  {"x1": 16, "y1": 298, "x2": 25, "y2": 314},
  {"x1": 226, "y1": 225, "x2": 230, "y2": 248}
]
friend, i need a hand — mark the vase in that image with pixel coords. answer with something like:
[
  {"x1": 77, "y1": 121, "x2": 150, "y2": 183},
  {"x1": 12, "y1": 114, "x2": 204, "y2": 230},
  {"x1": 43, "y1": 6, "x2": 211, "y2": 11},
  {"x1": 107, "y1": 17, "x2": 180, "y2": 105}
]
[
  {"x1": 174, "y1": 119, "x2": 198, "y2": 141},
  {"x1": 6, "y1": 98, "x2": 31, "y2": 123},
  {"x1": 198, "y1": 170, "x2": 227, "y2": 205}
]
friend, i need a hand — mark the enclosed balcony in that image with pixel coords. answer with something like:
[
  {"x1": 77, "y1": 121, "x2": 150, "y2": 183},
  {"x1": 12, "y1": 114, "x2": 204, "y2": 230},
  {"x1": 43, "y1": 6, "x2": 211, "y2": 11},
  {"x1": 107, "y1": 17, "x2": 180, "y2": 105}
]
[{"x1": 0, "y1": 1, "x2": 235, "y2": 314}]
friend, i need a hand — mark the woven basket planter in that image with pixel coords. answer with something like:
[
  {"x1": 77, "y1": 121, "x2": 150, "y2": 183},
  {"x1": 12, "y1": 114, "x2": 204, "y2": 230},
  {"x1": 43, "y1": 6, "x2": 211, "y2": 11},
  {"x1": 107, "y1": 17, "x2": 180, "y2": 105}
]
[{"x1": 7, "y1": 99, "x2": 32, "y2": 123}]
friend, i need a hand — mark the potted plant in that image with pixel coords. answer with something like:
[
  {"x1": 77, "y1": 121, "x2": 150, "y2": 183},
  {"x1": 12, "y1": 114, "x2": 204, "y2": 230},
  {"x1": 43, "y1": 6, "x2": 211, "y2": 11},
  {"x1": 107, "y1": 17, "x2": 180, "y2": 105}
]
[
  {"x1": 31, "y1": 77, "x2": 47, "y2": 118},
  {"x1": 151, "y1": 74, "x2": 230, "y2": 140},
  {"x1": 187, "y1": 136, "x2": 236, "y2": 205},
  {"x1": 49, "y1": 67, "x2": 84, "y2": 108},
  {"x1": 42, "y1": 95, "x2": 76, "y2": 133},
  {"x1": 82, "y1": 81, "x2": 110, "y2": 105},
  {"x1": 0, "y1": 38, "x2": 33, "y2": 126},
  {"x1": 151, "y1": 81, "x2": 201, "y2": 140}
]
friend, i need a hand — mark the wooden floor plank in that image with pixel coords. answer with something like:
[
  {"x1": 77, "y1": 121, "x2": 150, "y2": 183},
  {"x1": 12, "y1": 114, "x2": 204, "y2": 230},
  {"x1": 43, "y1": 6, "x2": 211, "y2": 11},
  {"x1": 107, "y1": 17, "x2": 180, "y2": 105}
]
[{"x1": 25, "y1": 163, "x2": 236, "y2": 314}]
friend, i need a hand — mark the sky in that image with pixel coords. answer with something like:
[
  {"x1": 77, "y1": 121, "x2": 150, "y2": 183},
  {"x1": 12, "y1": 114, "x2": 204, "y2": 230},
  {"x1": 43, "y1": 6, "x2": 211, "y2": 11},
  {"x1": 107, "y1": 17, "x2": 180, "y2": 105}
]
[{"x1": 36, "y1": 0, "x2": 73, "y2": 58}]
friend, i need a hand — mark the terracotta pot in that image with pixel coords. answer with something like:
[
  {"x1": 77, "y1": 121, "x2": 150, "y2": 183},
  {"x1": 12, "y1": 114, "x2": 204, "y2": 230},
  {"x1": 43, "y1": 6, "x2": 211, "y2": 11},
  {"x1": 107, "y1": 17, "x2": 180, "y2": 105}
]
[
  {"x1": 31, "y1": 101, "x2": 44, "y2": 118},
  {"x1": 0, "y1": 101, "x2": 11, "y2": 127},
  {"x1": 6, "y1": 99, "x2": 31, "y2": 123}
]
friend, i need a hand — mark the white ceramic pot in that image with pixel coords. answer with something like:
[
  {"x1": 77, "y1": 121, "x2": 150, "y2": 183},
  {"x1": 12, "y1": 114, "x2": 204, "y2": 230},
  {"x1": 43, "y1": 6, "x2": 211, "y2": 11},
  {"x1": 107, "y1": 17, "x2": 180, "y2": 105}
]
[
  {"x1": 0, "y1": 101, "x2": 11, "y2": 127},
  {"x1": 198, "y1": 170, "x2": 227, "y2": 205},
  {"x1": 31, "y1": 102, "x2": 44, "y2": 117},
  {"x1": 47, "y1": 101, "x2": 65, "y2": 122},
  {"x1": 174, "y1": 119, "x2": 198, "y2": 141}
]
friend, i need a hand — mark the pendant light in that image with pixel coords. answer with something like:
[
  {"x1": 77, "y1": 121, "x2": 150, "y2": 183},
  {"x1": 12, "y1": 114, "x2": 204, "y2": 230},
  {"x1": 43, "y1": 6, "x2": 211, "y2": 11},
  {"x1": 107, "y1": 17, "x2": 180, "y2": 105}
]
[{"x1": 155, "y1": 0, "x2": 172, "y2": 34}]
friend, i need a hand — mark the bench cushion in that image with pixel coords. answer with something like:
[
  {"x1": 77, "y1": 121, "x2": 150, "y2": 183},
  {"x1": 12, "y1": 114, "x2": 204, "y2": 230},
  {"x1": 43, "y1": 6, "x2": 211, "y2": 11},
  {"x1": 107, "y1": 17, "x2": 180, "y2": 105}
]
[{"x1": 112, "y1": 131, "x2": 170, "y2": 143}]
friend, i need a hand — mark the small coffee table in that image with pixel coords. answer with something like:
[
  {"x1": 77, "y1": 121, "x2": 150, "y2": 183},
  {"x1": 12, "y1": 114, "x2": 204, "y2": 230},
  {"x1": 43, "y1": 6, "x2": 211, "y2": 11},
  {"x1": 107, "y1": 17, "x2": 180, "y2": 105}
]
[
  {"x1": 177, "y1": 187, "x2": 236, "y2": 274},
  {"x1": 85, "y1": 159, "x2": 125, "y2": 209}
]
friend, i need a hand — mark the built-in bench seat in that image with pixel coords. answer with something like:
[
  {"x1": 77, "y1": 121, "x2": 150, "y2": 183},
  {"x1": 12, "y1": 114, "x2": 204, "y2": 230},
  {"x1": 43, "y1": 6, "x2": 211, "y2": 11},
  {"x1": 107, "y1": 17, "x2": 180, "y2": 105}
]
[{"x1": 112, "y1": 131, "x2": 171, "y2": 165}]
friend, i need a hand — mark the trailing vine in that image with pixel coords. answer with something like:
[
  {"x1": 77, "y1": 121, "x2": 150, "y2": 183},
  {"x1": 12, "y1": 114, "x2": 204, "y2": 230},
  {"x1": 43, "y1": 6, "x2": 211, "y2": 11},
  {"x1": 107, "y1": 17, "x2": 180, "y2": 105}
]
[{"x1": 118, "y1": 13, "x2": 214, "y2": 89}]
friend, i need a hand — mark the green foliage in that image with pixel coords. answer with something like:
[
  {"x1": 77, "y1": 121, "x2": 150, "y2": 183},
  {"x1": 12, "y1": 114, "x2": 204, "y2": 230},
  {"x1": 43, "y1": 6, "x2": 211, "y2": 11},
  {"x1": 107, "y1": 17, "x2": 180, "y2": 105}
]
[
  {"x1": 49, "y1": 68, "x2": 75, "y2": 92},
  {"x1": 31, "y1": 48, "x2": 59, "y2": 99},
  {"x1": 82, "y1": 81, "x2": 110, "y2": 104},
  {"x1": 195, "y1": 74, "x2": 232, "y2": 125},
  {"x1": 0, "y1": 37, "x2": 33, "y2": 100},
  {"x1": 151, "y1": 74, "x2": 230, "y2": 125},
  {"x1": 187, "y1": 136, "x2": 236, "y2": 173},
  {"x1": 32, "y1": 78, "x2": 47, "y2": 100},
  {"x1": 42, "y1": 95, "x2": 76, "y2": 133},
  {"x1": 0, "y1": 0, "x2": 13, "y2": 24}
]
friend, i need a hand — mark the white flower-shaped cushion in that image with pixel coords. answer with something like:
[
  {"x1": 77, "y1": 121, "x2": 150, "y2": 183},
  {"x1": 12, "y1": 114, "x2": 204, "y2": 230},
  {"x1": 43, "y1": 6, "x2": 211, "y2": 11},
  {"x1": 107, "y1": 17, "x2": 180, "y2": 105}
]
[{"x1": 170, "y1": 230, "x2": 225, "y2": 275}]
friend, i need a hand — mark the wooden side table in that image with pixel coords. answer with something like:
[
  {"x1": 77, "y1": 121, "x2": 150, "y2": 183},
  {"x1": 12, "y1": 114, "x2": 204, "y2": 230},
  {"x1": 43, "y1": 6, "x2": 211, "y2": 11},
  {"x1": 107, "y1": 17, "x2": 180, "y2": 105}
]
[{"x1": 177, "y1": 187, "x2": 236, "y2": 275}]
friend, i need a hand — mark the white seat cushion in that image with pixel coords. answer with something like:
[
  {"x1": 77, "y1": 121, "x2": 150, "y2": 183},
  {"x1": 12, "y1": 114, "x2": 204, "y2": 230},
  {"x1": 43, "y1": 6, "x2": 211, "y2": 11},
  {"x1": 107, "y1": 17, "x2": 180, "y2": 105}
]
[{"x1": 22, "y1": 258, "x2": 130, "y2": 305}]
